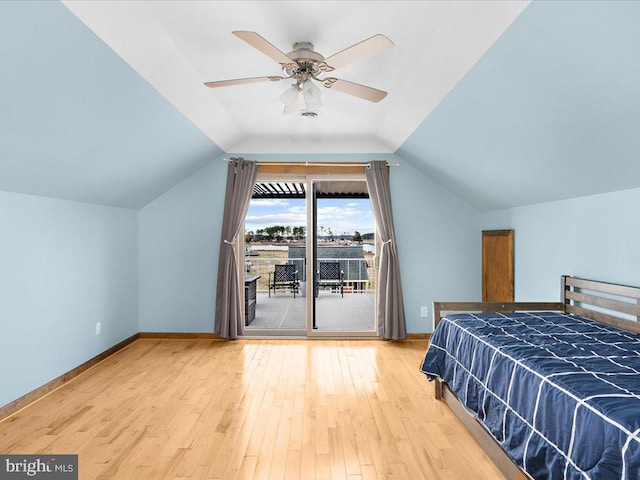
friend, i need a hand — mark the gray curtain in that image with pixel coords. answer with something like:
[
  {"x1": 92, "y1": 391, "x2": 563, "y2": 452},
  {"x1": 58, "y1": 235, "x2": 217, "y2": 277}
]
[
  {"x1": 365, "y1": 161, "x2": 407, "y2": 340},
  {"x1": 214, "y1": 158, "x2": 258, "y2": 339}
]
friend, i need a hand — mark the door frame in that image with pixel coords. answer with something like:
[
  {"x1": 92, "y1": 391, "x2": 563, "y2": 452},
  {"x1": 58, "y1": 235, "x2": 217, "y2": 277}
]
[
  {"x1": 240, "y1": 170, "x2": 379, "y2": 337},
  {"x1": 482, "y1": 229, "x2": 514, "y2": 302}
]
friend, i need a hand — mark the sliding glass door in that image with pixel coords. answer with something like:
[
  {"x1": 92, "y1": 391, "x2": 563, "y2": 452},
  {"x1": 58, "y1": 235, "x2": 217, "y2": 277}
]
[
  {"x1": 310, "y1": 179, "x2": 376, "y2": 335},
  {"x1": 242, "y1": 175, "x2": 307, "y2": 335},
  {"x1": 242, "y1": 173, "x2": 377, "y2": 337}
]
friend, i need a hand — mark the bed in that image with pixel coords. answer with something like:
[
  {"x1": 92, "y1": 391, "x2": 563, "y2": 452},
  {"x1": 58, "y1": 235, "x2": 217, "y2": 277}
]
[{"x1": 421, "y1": 276, "x2": 640, "y2": 480}]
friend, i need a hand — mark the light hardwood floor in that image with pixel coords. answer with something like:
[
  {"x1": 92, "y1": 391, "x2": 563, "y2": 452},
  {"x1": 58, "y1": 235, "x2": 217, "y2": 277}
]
[{"x1": 0, "y1": 339, "x2": 504, "y2": 479}]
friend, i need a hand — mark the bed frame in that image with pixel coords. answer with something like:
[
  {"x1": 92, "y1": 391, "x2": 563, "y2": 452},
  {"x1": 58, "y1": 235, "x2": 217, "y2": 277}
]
[{"x1": 431, "y1": 275, "x2": 640, "y2": 480}]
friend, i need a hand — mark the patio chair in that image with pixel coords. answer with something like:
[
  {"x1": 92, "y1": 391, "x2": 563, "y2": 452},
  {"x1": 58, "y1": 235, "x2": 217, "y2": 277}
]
[
  {"x1": 316, "y1": 261, "x2": 344, "y2": 298},
  {"x1": 268, "y1": 264, "x2": 299, "y2": 298}
]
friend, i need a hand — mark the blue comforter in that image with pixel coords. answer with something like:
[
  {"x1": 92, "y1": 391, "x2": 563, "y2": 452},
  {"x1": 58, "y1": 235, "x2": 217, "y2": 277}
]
[{"x1": 421, "y1": 311, "x2": 640, "y2": 480}]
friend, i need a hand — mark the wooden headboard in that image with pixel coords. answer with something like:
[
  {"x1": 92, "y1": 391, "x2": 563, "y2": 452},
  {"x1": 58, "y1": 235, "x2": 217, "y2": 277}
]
[
  {"x1": 562, "y1": 275, "x2": 640, "y2": 334},
  {"x1": 434, "y1": 276, "x2": 640, "y2": 334}
]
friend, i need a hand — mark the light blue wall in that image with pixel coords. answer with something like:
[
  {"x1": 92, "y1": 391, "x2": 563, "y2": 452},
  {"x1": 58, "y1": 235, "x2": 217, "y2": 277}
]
[
  {"x1": 0, "y1": 191, "x2": 138, "y2": 407},
  {"x1": 0, "y1": 0, "x2": 222, "y2": 209},
  {"x1": 482, "y1": 188, "x2": 640, "y2": 302},
  {"x1": 138, "y1": 158, "x2": 228, "y2": 332},
  {"x1": 138, "y1": 153, "x2": 481, "y2": 334},
  {"x1": 0, "y1": 0, "x2": 225, "y2": 409},
  {"x1": 391, "y1": 156, "x2": 481, "y2": 332},
  {"x1": 396, "y1": 0, "x2": 640, "y2": 212}
]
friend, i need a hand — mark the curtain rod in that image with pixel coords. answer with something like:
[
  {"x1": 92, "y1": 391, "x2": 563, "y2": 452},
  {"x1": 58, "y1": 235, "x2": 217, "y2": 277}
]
[{"x1": 223, "y1": 158, "x2": 400, "y2": 167}]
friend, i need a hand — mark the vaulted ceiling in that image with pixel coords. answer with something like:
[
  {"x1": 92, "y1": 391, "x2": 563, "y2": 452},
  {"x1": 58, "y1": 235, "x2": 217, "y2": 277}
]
[
  {"x1": 63, "y1": 0, "x2": 528, "y2": 154},
  {"x1": 2, "y1": 1, "x2": 639, "y2": 211}
]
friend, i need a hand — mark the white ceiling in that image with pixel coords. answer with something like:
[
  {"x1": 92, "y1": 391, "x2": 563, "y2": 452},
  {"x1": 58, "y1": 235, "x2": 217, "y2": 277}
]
[{"x1": 63, "y1": 1, "x2": 529, "y2": 154}]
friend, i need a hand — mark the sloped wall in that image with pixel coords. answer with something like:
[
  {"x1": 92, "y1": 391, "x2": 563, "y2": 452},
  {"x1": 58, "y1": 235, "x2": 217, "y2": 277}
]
[{"x1": 395, "y1": 1, "x2": 640, "y2": 212}]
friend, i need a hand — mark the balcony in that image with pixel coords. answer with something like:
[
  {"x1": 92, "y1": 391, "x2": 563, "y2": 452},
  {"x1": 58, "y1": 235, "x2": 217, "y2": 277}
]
[{"x1": 244, "y1": 256, "x2": 376, "y2": 332}]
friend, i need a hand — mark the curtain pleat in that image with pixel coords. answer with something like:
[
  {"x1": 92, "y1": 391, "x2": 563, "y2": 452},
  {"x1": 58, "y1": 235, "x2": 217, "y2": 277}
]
[
  {"x1": 365, "y1": 161, "x2": 407, "y2": 340},
  {"x1": 214, "y1": 158, "x2": 258, "y2": 339}
]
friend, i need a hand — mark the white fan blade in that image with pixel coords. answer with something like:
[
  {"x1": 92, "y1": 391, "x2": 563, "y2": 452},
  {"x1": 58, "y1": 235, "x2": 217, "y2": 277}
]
[
  {"x1": 324, "y1": 34, "x2": 394, "y2": 70},
  {"x1": 233, "y1": 31, "x2": 292, "y2": 65},
  {"x1": 326, "y1": 78, "x2": 387, "y2": 103},
  {"x1": 204, "y1": 76, "x2": 283, "y2": 88}
]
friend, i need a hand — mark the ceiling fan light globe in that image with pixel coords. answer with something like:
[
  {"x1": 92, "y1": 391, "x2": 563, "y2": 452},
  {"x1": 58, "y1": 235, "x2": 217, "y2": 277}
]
[
  {"x1": 302, "y1": 80, "x2": 322, "y2": 104},
  {"x1": 279, "y1": 85, "x2": 300, "y2": 107}
]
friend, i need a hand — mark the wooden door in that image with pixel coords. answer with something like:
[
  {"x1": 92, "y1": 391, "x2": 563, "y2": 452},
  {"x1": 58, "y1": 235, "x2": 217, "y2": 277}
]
[{"x1": 482, "y1": 230, "x2": 514, "y2": 302}]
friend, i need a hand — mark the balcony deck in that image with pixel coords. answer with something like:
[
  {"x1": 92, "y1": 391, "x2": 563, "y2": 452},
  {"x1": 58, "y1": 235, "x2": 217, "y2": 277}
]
[{"x1": 246, "y1": 290, "x2": 375, "y2": 332}]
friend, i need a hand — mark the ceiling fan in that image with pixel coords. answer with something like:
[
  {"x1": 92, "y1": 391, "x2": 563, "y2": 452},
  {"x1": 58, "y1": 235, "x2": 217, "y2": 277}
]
[{"x1": 204, "y1": 31, "x2": 394, "y2": 116}]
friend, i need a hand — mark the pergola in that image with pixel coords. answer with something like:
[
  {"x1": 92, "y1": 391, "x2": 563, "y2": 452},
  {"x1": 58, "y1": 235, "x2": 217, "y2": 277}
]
[{"x1": 252, "y1": 181, "x2": 369, "y2": 199}]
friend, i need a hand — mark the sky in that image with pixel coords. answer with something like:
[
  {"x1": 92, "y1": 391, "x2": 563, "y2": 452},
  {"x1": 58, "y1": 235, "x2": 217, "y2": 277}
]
[{"x1": 245, "y1": 197, "x2": 375, "y2": 236}]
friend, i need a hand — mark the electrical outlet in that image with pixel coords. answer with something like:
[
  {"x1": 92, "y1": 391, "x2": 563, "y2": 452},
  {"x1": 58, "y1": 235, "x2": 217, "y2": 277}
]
[
  {"x1": 420, "y1": 306, "x2": 429, "y2": 318},
  {"x1": 95, "y1": 322, "x2": 101, "y2": 335}
]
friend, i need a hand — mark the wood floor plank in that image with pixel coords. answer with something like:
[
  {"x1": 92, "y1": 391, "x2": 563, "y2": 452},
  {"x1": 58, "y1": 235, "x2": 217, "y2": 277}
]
[
  {"x1": 315, "y1": 453, "x2": 331, "y2": 480},
  {"x1": 283, "y1": 449, "x2": 301, "y2": 480},
  {"x1": 0, "y1": 339, "x2": 505, "y2": 480},
  {"x1": 236, "y1": 455, "x2": 258, "y2": 480}
]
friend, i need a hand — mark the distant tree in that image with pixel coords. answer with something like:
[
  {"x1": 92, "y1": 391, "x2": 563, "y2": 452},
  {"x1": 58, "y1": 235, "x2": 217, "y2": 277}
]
[
  {"x1": 293, "y1": 226, "x2": 305, "y2": 241},
  {"x1": 245, "y1": 230, "x2": 254, "y2": 243},
  {"x1": 327, "y1": 227, "x2": 334, "y2": 242},
  {"x1": 353, "y1": 230, "x2": 362, "y2": 242},
  {"x1": 263, "y1": 225, "x2": 284, "y2": 241}
]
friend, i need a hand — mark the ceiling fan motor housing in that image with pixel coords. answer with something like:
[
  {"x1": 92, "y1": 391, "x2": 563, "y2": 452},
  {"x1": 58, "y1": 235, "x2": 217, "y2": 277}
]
[
  {"x1": 283, "y1": 42, "x2": 329, "y2": 80},
  {"x1": 287, "y1": 42, "x2": 324, "y2": 63}
]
